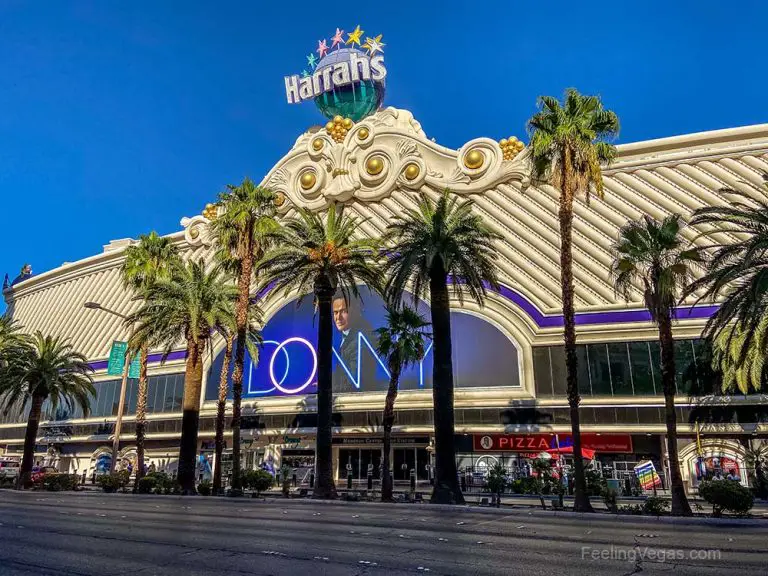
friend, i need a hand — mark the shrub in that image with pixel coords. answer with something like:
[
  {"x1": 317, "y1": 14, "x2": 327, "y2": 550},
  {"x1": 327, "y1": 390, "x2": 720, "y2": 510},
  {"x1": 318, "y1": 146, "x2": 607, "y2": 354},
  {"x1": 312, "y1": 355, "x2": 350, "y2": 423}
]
[
  {"x1": 143, "y1": 472, "x2": 180, "y2": 495},
  {"x1": 584, "y1": 468, "x2": 607, "y2": 496},
  {"x1": 137, "y1": 476, "x2": 157, "y2": 494},
  {"x1": 602, "y1": 488, "x2": 618, "y2": 513},
  {"x1": 699, "y1": 480, "x2": 754, "y2": 517},
  {"x1": 197, "y1": 480, "x2": 212, "y2": 496},
  {"x1": 97, "y1": 471, "x2": 130, "y2": 493},
  {"x1": 618, "y1": 503, "x2": 643, "y2": 515},
  {"x1": 43, "y1": 474, "x2": 78, "y2": 492},
  {"x1": 484, "y1": 463, "x2": 507, "y2": 495},
  {"x1": 243, "y1": 469, "x2": 274, "y2": 495},
  {"x1": 642, "y1": 495, "x2": 670, "y2": 516}
]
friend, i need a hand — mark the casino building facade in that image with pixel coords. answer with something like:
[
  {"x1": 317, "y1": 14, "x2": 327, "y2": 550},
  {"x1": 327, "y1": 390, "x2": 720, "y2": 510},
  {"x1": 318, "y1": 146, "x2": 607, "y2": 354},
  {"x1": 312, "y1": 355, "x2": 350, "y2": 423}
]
[{"x1": 3, "y1": 107, "x2": 768, "y2": 492}]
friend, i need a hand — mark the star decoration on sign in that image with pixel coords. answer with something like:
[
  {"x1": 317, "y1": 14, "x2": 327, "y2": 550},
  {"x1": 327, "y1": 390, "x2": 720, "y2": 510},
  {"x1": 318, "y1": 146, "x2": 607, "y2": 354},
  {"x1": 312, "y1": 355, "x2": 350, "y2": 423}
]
[
  {"x1": 362, "y1": 34, "x2": 385, "y2": 56},
  {"x1": 301, "y1": 70, "x2": 310, "y2": 78},
  {"x1": 317, "y1": 39, "x2": 328, "y2": 58},
  {"x1": 346, "y1": 25, "x2": 364, "y2": 47},
  {"x1": 331, "y1": 28, "x2": 344, "y2": 49},
  {"x1": 306, "y1": 53, "x2": 318, "y2": 69}
]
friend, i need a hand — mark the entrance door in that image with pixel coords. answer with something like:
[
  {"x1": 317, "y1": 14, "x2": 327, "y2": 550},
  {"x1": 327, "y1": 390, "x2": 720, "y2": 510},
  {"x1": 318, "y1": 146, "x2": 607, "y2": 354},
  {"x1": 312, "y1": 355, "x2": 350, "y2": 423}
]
[
  {"x1": 360, "y1": 449, "x2": 381, "y2": 479},
  {"x1": 339, "y1": 449, "x2": 361, "y2": 479},
  {"x1": 394, "y1": 448, "x2": 416, "y2": 480},
  {"x1": 416, "y1": 448, "x2": 429, "y2": 481}
]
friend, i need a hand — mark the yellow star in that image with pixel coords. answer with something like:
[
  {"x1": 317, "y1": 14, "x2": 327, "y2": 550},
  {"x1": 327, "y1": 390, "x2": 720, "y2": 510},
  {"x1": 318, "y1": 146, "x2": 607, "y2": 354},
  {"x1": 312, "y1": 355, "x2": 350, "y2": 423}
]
[
  {"x1": 346, "y1": 25, "x2": 364, "y2": 47},
  {"x1": 362, "y1": 34, "x2": 385, "y2": 56}
]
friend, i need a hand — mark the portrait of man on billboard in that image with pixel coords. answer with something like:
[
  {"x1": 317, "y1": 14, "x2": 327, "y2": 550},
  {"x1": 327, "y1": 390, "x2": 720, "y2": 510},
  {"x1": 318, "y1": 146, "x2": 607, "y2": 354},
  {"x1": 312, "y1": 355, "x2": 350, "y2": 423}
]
[{"x1": 331, "y1": 292, "x2": 383, "y2": 393}]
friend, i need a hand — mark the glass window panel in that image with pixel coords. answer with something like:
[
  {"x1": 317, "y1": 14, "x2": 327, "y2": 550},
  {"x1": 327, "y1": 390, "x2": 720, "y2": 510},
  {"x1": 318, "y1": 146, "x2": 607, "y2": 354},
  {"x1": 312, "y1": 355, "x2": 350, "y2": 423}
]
[
  {"x1": 588, "y1": 344, "x2": 612, "y2": 395},
  {"x1": 629, "y1": 342, "x2": 656, "y2": 395},
  {"x1": 550, "y1": 346, "x2": 568, "y2": 397},
  {"x1": 164, "y1": 377, "x2": 176, "y2": 413},
  {"x1": 146, "y1": 377, "x2": 158, "y2": 414},
  {"x1": 96, "y1": 382, "x2": 109, "y2": 417},
  {"x1": 615, "y1": 407, "x2": 639, "y2": 425},
  {"x1": 594, "y1": 407, "x2": 618, "y2": 425},
  {"x1": 154, "y1": 376, "x2": 167, "y2": 413},
  {"x1": 649, "y1": 341, "x2": 662, "y2": 392},
  {"x1": 127, "y1": 379, "x2": 138, "y2": 415},
  {"x1": 173, "y1": 377, "x2": 184, "y2": 412},
  {"x1": 674, "y1": 340, "x2": 696, "y2": 395},
  {"x1": 579, "y1": 407, "x2": 596, "y2": 425},
  {"x1": 636, "y1": 407, "x2": 662, "y2": 424},
  {"x1": 608, "y1": 343, "x2": 633, "y2": 395},
  {"x1": 532, "y1": 347, "x2": 553, "y2": 397},
  {"x1": 576, "y1": 345, "x2": 592, "y2": 397}
]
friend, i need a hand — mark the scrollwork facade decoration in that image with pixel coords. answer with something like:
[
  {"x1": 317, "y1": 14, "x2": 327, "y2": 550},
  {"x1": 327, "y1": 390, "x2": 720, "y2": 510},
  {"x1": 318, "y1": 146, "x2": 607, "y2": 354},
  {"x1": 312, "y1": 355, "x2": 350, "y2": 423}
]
[{"x1": 251, "y1": 107, "x2": 529, "y2": 212}]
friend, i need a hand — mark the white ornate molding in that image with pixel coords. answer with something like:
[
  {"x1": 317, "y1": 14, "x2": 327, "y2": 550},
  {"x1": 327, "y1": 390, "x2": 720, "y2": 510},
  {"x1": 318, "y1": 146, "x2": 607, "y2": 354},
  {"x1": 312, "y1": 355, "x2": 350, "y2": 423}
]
[
  {"x1": 259, "y1": 107, "x2": 530, "y2": 212},
  {"x1": 180, "y1": 215, "x2": 213, "y2": 247}
]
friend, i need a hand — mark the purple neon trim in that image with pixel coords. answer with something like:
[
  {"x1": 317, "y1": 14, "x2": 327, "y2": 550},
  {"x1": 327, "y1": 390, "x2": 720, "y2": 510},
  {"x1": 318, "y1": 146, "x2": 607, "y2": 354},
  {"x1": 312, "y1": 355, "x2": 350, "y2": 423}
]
[
  {"x1": 89, "y1": 349, "x2": 187, "y2": 372},
  {"x1": 246, "y1": 276, "x2": 720, "y2": 332}
]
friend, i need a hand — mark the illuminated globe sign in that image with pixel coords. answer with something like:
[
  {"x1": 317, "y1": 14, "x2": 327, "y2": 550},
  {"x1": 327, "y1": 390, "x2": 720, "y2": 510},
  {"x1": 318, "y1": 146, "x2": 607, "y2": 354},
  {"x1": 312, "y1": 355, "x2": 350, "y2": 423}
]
[{"x1": 284, "y1": 25, "x2": 387, "y2": 122}]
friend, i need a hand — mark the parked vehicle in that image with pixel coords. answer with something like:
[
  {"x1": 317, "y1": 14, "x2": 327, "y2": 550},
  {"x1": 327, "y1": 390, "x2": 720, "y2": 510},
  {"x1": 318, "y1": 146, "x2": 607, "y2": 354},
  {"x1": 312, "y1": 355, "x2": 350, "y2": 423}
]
[{"x1": 0, "y1": 460, "x2": 20, "y2": 482}]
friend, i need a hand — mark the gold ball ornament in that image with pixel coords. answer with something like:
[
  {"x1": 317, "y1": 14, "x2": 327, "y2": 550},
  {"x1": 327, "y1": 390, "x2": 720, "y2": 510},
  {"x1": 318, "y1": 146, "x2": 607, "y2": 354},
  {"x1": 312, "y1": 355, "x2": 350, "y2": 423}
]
[
  {"x1": 189, "y1": 228, "x2": 199, "y2": 239},
  {"x1": 333, "y1": 115, "x2": 343, "y2": 124},
  {"x1": 325, "y1": 121, "x2": 334, "y2": 131},
  {"x1": 342, "y1": 118, "x2": 353, "y2": 129},
  {"x1": 464, "y1": 149, "x2": 485, "y2": 170},
  {"x1": 404, "y1": 163, "x2": 420, "y2": 181},
  {"x1": 357, "y1": 127, "x2": 369, "y2": 140},
  {"x1": 274, "y1": 192, "x2": 286, "y2": 207},
  {"x1": 312, "y1": 138, "x2": 324, "y2": 151},
  {"x1": 366, "y1": 156, "x2": 384, "y2": 175},
  {"x1": 300, "y1": 171, "x2": 316, "y2": 190}
]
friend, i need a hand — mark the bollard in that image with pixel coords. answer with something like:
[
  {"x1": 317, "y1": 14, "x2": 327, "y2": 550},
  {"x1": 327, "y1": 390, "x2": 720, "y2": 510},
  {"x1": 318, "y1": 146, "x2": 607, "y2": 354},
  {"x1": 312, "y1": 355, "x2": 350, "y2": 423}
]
[
  {"x1": 461, "y1": 474, "x2": 467, "y2": 492},
  {"x1": 292, "y1": 471, "x2": 297, "y2": 487},
  {"x1": 81, "y1": 470, "x2": 87, "y2": 485},
  {"x1": 409, "y1": 469, "x2": 416, "y2": 493},
  {"x1": 347, "y1": 471, "x2": 353, "y2": 490},
  {"x1": 309, "y1": 470, "x2": 315, "y2": 488},
  {"x1": 367, "y1": 473, "x2": 373, "y2": 491}
]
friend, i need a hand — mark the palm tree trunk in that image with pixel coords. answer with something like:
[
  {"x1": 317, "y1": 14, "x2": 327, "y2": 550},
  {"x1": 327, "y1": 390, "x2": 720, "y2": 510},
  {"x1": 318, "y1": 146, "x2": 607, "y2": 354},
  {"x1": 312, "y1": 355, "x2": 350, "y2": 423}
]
[
  {"x1": 313, "y1": 276, "x2": 337, "y2": 499},
  {"x1": 17, "y1": 393, "x2": 45, "y2": 489},
  {"x1": 429, "y1": 261, "x2": 464, "y2": 505},
  {"x1": 213, "y1": 335, "x2": 234, "y2": 494},
  {"x1": 658, "y1": 309, "x2": 692, "y2": 516},
  {"x1": 230, "y1": 246, "x2": 254, "y2": 493},
  {"x1": 559, "y1": 151, "x2": 593, "y2": 513},
  {"x1": 178, "y1": 339, "x2": 204, "y2": 494},
  {"x1": 134, "y1": 345, "x2": 149, "y2": 487},
  {"x1": 381, "y1": 355, "x2": 401, "y2": 502}
]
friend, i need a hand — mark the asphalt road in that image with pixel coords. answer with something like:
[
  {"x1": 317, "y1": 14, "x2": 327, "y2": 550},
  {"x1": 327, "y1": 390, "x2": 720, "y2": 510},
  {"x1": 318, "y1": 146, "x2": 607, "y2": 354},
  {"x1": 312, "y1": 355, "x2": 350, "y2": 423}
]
[{"x1": 0, "y1": 491, "x2": 766, "y2": 575}]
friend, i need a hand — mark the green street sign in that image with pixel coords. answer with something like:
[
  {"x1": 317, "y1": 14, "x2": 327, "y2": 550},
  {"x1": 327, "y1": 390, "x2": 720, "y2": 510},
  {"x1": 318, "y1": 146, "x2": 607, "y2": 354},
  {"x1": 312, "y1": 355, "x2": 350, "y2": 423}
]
[{"x1": 107, "y1": 341, "x2": 140, "y2": 379}]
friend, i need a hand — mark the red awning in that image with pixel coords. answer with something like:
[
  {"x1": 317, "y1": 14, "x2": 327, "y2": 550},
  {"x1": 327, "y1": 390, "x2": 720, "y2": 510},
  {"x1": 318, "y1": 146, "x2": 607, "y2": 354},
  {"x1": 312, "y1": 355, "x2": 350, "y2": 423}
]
[{"x1": 546, "y1": 446, "x2": 596, "y2": 460}]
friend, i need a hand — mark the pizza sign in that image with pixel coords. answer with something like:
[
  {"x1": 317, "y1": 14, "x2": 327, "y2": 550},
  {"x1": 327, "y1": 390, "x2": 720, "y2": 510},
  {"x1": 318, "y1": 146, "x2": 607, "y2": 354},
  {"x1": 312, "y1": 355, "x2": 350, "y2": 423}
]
[{"x1": 473, "y1": 433, "x2": 632, "y2": 453}]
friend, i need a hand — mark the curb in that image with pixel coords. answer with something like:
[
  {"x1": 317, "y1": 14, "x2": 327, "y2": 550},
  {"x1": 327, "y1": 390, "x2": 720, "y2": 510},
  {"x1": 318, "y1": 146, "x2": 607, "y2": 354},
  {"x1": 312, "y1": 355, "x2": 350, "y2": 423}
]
[{"x1": 5, "y1": 488, "x2": 766, "y2": 527}]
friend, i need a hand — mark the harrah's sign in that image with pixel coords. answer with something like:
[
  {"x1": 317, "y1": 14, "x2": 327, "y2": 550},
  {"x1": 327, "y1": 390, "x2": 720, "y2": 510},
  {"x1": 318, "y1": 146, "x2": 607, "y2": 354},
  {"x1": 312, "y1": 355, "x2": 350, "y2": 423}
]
[{"x1": 284, "y1": 53, "x2": 386, "y2": 104}]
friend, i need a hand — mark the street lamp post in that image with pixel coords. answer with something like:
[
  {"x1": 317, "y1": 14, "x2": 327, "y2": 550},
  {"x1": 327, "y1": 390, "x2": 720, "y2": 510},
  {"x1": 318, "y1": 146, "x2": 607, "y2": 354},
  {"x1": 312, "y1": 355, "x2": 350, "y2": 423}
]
[{"x1": 84, "y1": 301, "x2": 131, "y2": 474}]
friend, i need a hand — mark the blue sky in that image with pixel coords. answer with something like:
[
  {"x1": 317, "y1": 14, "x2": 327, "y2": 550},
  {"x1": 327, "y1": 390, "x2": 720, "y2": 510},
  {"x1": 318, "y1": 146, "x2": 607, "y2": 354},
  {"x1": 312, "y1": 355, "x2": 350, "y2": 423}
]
[{"x1": 1, "y1": 1, "x2": 766, "y2": 312}]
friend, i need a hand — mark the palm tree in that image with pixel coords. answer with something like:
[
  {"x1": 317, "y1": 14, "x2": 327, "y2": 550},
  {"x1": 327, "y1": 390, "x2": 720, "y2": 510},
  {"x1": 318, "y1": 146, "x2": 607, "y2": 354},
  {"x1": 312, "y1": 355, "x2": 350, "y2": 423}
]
[
  {"x1": 0, "y1": 332, "x2": 95, "y2": 488},
  {"x1": 211, "y1": 300, "x2": 262, "y2": 495},
  {"x1": 383, "y1": 190, "x2": 500, "y2": 504},
  {"x1": 0, "y1": 315, "x2": 24, "y2": 354},
  {"x1": 685, "y1": 175, "x2": 768, "y2": 370},
  {"x1": 209, "y1": 178, "x2": 280, "y2": 492},
  {"x1": 121, "y1": 231, "x2": 180, "y2": 484},
  {"x1": 610, "y1": 214, "x2": 699, "y2": 516},
  {"x1": 527, "y1": 88, "x2": 619, "y2": 512},
  {"x1": 711, "y1": 319, "x2": 768, "y2": 395},
  {"x1": 127, "y1": 259, "x2": 239, "y2": 494},
  {"x1": 258, "y1": 205, "x2": 380, "y2": 499},
  {"x1": 375, "y1": 304, "x2": 431, "y2": 501}
]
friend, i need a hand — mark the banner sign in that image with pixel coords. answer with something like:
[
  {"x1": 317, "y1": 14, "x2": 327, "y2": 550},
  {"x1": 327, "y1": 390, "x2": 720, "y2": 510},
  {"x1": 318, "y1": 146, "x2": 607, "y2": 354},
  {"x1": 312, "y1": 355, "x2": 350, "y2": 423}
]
[
  {"x1": 634, "y1": 460, "x2": 662, "y2": 489},
  {"x1": 333, "y1": 436, "x2": 430, "y2": 446},
  {"x1": 107, "y1": 341, "x2": 140, "y2": 379},
  {"x1": 473, "y1": 433, "x2": 633, "y2": 453}
]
